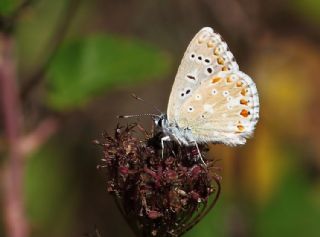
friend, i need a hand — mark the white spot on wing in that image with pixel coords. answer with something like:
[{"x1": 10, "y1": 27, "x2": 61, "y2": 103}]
[
  {"x1": 195, "y1": 94, "x2": 202, "y2": 100},
  {"x1": 203, "y1": 104, "x2": 213, "y2": 113},
  {"x1": 211, "y1": 89, "x2": 217, "y2": 95},
  {"x1": 188, "y1": 106, "x2": 194, "y2": 112},
  {"x1": 223, "y1": 91, "x2": 229, "y2": 97}
]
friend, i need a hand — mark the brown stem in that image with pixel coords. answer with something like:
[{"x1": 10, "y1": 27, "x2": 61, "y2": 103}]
[
  {"x1": 20, "y1": 0, "x2": 82, "y2": 100},
  {"x1": 0, "y1": 34, "x2": 29, "y2": 237}
]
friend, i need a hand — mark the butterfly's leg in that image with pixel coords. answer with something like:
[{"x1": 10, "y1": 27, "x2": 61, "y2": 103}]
[
  {"x1": 161, "y1": 135, "x2": 171, "y2": 158},
  {"x1": 171, "y1": 133, "x2": 182, "y2": 146},
  {"x1": 192, "y1": 141, "x2": 206, "y2": 165}
]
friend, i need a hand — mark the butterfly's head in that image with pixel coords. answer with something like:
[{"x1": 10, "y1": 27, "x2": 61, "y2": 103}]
[{"x1": 153, "y1": 113, "x2": 168, "y2": 129}]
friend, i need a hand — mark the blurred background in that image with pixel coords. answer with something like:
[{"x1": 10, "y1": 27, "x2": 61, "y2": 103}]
[{"x1": 0, "y1": 0, "x2": 320, "y2": 237}]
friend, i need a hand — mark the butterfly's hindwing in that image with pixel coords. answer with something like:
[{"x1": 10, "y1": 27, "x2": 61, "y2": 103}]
[{"x1": 178, "y1": 71, "x2": 259, "y2": 145}]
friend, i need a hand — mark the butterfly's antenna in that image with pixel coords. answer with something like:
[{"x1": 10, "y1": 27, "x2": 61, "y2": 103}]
[
  {"x1": 117, "y1": 113, "x2": 160, "y2": 119},
  {"x1": 131, "y1": 93, "x2": 162, "y2": 114}
]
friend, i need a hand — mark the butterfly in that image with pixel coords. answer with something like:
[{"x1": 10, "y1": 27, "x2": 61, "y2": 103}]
[{"x1": 154, "y1": 27, "x2": 259, "y2": 156}]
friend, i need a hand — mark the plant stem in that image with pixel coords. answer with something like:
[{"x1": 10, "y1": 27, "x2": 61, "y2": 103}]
[{"x1": 0, "y1": 33, "x2": 29, "y2": 237}]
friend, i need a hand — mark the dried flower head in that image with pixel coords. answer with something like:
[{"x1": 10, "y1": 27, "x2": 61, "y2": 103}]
[{"x1": 95, "y1": 123, "x2": 221, "y2": 237}]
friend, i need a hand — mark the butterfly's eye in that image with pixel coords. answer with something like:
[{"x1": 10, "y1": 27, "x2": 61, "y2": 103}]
[{"x1": 156, "y1": 118, "x2": 163, "y2": 127}]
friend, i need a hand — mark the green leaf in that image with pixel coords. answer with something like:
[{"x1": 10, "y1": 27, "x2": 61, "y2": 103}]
[
  {"x1": 46, "y1": 35, "x2": 171, "y2": 110},
  {"x1": 0, "y1": 0, "x2": 19, "y2": 16}
]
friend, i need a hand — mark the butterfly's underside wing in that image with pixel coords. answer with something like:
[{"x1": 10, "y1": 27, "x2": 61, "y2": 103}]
[{"x1": 166, "y1": 27, "x2": 259, "y2": 145}]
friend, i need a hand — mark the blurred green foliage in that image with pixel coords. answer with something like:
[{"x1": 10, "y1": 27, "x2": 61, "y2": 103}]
[
  {"x1": 0, "y1": 0, "x2": 18, "y2": 16},
  {"x1": 25, "y1": 145, "x2": 78, "y2": 237},
  {"x1": 46, "y1": 35, "x2": 170, "y2": 110},
  {"x1": 16, "y1": 0, "x2": 67, "y2": 73},
  {"x1": 255, "y1": 172, "x2": 320, "y2": 237},
  {"x1": 184, "y1": 199, "x2": 225, "y2": 237},
  {"x1": 292, "y1": 0, "x2": 320, "y2": 23}
]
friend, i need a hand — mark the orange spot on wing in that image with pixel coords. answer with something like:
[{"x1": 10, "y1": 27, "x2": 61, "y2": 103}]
[
  {"x1": 240, "y1": 109, "x2": 250, "y2": 117},
  {"x1": 211, "y1": 77, "x2": 221, "y2": 83},
  {"x1": 240, "y1": 99, "x2": 248, "y2": 105},
  {"x1": 207, "y1": 41, "x2": 214, "y2": 48},
  {"x1": 214, "y1": 47, "x2": 220, "y2": 56},
  {"x1": 237, "y1": 125, "x2": 245, "y2": 132},
  {"x1": 217, "y1": 57, "x2": 224, "y2": 65},
  {"x1": 236, "y1": 81, "x2": 243, "y2": 87},
  {"x1": 240, "y1": 89, "x2": 246, "y2": 96},
  {"x1": 222, "y1": 66, "x2": 228, "y2": 71},
  {"x1": 226, "y1": 77, "x2": 232, "y2": 83}
]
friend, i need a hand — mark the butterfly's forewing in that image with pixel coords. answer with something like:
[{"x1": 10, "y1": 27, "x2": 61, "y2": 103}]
[
  {"x1": 167, "y1": 27, "x2": 259, "y2": 145},
  {"x1": 167, "y1": 27, "x2": 239, "y2": 123}
]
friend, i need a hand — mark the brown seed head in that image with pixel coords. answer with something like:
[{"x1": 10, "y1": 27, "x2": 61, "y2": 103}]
[{"x1": 96, "y1": 123, "x2": 221, "y2": 237}]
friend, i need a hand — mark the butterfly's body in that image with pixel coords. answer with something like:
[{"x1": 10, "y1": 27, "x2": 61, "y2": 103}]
[
  {"x1": 155, "y1": 114, "x2": 193, "y2": 145},
  {"x1": 157, "y1": 27, "x2": 259, "y2": 149}
]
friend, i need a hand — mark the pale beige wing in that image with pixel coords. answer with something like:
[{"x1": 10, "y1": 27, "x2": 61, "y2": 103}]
[
  {"x1": 178, "y1": 71, "x2": 259, "y2": 145},
  {"x1": 167, "y1": 27, "x2": 239, "y2": 123}
]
